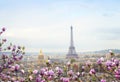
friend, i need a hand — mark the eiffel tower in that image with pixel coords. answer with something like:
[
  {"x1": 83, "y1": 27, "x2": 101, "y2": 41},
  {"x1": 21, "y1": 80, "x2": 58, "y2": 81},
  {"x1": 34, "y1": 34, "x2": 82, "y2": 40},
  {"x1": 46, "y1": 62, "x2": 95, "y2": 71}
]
[{"x1": 66, "y1": 26, "x2": 79, "y2": 59}]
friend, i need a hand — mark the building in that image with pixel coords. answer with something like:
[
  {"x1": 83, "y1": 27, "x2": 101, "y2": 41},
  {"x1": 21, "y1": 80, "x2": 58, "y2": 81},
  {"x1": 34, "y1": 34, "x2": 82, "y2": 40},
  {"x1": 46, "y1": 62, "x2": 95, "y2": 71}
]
[
  {"x1": 66, "y1": 26, "x2": 79, "y2": 59},
  {"x1": 38, "y1": 50, "x2": 45, "y2": 64}
]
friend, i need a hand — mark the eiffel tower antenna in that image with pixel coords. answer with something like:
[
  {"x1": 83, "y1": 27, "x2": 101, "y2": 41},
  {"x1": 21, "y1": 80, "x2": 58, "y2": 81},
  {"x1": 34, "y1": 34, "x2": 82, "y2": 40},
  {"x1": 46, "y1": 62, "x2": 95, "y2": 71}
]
[{"x1": 66, "y1": 26, "x2": 79, "y2": 59}]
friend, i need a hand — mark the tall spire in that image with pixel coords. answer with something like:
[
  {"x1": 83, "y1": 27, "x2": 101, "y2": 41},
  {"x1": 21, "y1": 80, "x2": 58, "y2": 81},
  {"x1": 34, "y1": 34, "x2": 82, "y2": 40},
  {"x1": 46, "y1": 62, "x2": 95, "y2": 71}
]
[
  {"x1": 66, "y1": 26, "x2": 79, "y2": 59},
  {"x1": 70, "y1": 26, "x2": 73, "y2": 47}
]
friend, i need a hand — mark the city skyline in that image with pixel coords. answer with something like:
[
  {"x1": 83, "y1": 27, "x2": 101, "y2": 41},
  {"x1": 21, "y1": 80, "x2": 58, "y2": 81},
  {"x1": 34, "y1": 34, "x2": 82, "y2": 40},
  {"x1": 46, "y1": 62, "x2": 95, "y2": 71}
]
[{"x1": 0, "y1": 0, "x2": 120, "y2": 52}]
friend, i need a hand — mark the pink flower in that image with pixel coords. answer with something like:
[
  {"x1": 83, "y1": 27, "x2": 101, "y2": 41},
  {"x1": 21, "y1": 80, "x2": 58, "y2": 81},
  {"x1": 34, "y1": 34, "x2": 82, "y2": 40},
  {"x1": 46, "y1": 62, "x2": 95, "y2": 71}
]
[
  {"x1": 67, "y1": 61, "x2": 71, "y2": 66},
  {"x1": 48, "y1": 76, "x2": 53, "y2": 80},
  {"x1": 19, "y1": 55, "x2": 23, "y2": 60},
  {"x1": 44, "y1": 71, "x2": 49, "y2": 76},
  {"x1": 100, "y1": 79, "x2": 106, "y2": 82},
  {"x1": 55, "y1": 67, "x2": 60, "y2": 71},
  {"x1": 114, "y1": 59, "x2": 119, "y2": 66},
  {"x1": 15, "y1": 64, "x2": 20, "y2": 71},
  {"x1": 89, "y1": 68, "x2": 96, "y2": 75},
  {"x1": 2, "y1": 27, "x2": 5, "y2": 32},
  {"x1": 36, "y1": 76, "x2": 42, "y2": 82},
  {"x1": 60, "y1": 77, "x2": 70, "y2": 82},
  {"x1": 112, "y1": 62, "x2": 116, "y2": 67},
  {"x1": 12, "y1": 45, "x2": 16, "y2": 51},
  {"x1": 47, "y1": 60, "x2": 51, "y2": 64},
  {"x1": 29, "y1": 75, "x2": 33, "y2": 80},
  {"x1": 97, "y1": 57, "x2": 104, "y2": 65},
  {"x1": 21, "y1": 69, "x2": 25, "y2": 74},
  {"x1": 115, "y1": 75, "x2": 120, "y2": 80},
  {"x1": 2, "y1": 54, "x2": 8, "y2": 59},
  {"x1": 0, "y1": 31, "x2": 3, "y2": 35},
  {"x1": 86, "y1": 60, "x2": 91, "y2": 67},
  {"x1": 55, "y1": 67, "x2": 63, "y2": 75},
  {"x1": 76, "y1": 72, "x2": 80, "y2": 77},
  {"x1": 8, "y1": 59, "x2": 13, "y2": 64},
  {"x1": 67, "y1": 70, "x2": 74, "y2": 76},
  {"x1": 40, "y1": 68, "x2": 46, "y2": 76},
  {"x1": 106, "y1": 60, "x2": 112, "y2": 67},
  {"x1": 7, "y1": 46, "x2": 11, "y2": 50},
  {"x1": 107, "y1": 66, "x2": 112, "y2": 70},
  {"x1": 114, "y1": 69, "x2": 120, "y2": 80},
  {"x1": 33, "y1": 70, "x2": 38, "y2": 74},
  {"x1": 48, "y1": 70, "x2": 54, "y2": 76},
  {"x1": 10, "y1": 66, "x2": 15, "y2": 71},
  {"x1": 20, "y1": 77, "x2": 25, "y2": 82},
  {"x1": 82, "y1": 66, "x2": 85, "y2": 71},
  {"x1": 18, "y1": 46, "x2": 21, "y2": 49},
  {"x1": 81, "y1": 72, "x2": 85, "y2": 76},
  {"x1": 11, "y1": 77, "x2": 16, "y2": 81},
  {"x1": 2, "y1": 39, "x2": 7, "y2": 43}
]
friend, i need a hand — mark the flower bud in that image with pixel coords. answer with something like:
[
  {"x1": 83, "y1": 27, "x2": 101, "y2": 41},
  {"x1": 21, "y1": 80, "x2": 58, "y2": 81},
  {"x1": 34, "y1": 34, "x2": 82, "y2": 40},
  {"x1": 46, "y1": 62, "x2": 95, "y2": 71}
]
[
  {"x1": 15, "y1": 64, "x2": 20, "y2": 71},
  {"x1": 89, "y1": 69, "x2": 96, "y2": 75},
  {"x1": 33, "y1": 70, "x2": 38, "y2": 74},
  {"x1": 100, "y1": 79, "x2": 106, "y2": 82},
  {"x1": 2, "y1": 27, "x2": 5, "y2": 32}
]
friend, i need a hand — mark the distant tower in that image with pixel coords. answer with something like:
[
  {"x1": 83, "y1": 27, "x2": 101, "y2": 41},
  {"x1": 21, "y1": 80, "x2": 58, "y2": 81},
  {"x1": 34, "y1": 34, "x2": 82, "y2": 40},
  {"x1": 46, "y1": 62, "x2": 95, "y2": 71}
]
[
  {"x1": 38, "y1": 50, "x2": 44, "y2": 64},
  {"x1": 66, "y1": 26, "x2": 79, "y2": 59}
]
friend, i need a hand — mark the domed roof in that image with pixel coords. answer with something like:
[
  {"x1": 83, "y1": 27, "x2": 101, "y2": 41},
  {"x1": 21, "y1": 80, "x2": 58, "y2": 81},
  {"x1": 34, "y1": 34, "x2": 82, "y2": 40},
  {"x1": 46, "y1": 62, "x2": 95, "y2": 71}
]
[
  {"x1": 39, "y1": 50, "x2": 43, "y2": 55},
  {"x1": 38, "y1": 49, "x2": 44, "y2": 59}
]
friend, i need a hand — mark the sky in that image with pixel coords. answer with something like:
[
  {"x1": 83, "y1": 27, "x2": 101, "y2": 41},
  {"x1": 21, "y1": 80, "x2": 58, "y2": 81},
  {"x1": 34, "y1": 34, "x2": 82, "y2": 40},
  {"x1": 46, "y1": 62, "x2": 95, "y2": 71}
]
[{"x1": 0, "y1": 0, "x2": 120, "y2": 52}]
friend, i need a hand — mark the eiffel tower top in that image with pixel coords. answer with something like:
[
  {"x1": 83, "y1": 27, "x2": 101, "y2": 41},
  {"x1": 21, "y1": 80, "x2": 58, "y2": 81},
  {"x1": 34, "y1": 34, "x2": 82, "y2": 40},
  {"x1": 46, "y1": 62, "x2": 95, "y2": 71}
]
[
  {"x1": 66, "y1": 26, "x2": 79, "y2": 59},
  {"x1": 70, "y1": 26, "x2": 74, "y2": 47}
]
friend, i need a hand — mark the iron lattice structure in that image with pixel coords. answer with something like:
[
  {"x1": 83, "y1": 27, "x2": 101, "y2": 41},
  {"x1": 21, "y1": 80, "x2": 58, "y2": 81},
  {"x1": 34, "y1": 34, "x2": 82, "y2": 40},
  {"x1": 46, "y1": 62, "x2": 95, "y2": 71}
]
[{"x1": 66, "y1": 26, "x2": 79, "y2": 59}]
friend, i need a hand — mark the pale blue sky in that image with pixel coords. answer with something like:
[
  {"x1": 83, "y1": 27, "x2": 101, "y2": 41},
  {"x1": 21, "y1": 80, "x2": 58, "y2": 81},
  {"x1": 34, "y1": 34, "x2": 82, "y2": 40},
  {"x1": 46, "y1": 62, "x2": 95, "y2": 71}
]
[{"x1": 0, "y1": 0, "x2": 120, "y2": 52}]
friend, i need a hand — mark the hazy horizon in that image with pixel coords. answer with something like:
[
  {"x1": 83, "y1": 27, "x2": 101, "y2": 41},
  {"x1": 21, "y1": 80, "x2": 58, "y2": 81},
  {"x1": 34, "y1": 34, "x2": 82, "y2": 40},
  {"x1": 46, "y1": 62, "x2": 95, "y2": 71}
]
[{"x1": 0, "y1": 0, "x2": 120, "y2": 52}]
